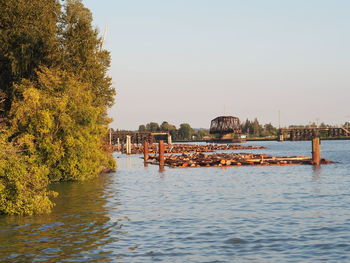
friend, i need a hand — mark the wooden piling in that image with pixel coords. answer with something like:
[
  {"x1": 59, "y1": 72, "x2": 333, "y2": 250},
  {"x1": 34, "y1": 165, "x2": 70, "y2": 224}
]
[
  {"x1": 312, "y1": 137, "x2": 321, "y2": 165},
  {"x1": 278, "y1": 133, "x2": 284, "y2": 142},
  {"x1": 159, "y1": 140, "x2": 165, "y2": 170},
  {"x1": 143, "y1": 140, "x2": 149, "y2": 166},
  {"x1": 117, "y1": 138, "x2": 120, "y2": 152},
  {"x1": 126, "y1": 135, "x2": 131, "y2": 155},
  {"x1": 109, "y1": 128, "x2": 112, "y2": 146},
  {"x1": 167, "y1": 134, "x2": 172, "y2": 145}
]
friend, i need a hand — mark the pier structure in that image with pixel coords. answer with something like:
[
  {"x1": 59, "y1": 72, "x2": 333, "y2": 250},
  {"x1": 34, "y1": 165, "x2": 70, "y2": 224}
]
[
  {"x1": 278, "y1": 126, "x2": 350, "y2": 141},
  {"x1": 110, "y1": 130, "x2": 171, "y2": 145},
  {"x1": 144, "y1": 137, "x2": 332, "y2": 169}
]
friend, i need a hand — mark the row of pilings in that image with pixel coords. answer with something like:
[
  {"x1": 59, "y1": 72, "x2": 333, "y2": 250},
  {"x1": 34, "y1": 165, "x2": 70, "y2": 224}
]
[{"x1": 141, "y1": 137, "x2": 324, "y2": 171}]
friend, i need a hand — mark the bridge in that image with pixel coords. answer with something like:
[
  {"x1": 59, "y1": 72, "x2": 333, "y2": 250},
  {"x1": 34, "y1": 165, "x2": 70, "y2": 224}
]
[
  {"x1": 109, "y1": 130, "x2": 171, "y2": 145},
  {"x1": 278, "y1": 126, "x2": 350, "y2": 141}
]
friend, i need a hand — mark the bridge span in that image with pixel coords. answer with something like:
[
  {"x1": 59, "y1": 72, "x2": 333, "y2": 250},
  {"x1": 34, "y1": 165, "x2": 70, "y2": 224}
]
[
  {"x1": 109, "y1": 130, "x2": 171, "y2": 145},
  {"x1": 278, "y1": 126, "x2": 350, "y2": 141}
]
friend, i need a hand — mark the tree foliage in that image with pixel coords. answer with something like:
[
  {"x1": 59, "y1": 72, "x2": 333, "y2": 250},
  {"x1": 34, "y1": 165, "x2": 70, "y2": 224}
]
[
  {"x1": 10, "y1": 68, "x2": 115, "y2": 182},
  {"x1": 178, "y1": 123, "x2": 194, "y2": 140},
  {"x1": 242, "y1": 119, "x2": 277, "y2": 137},
  {"x1": 0, "y1": 133, "x2": 56, "y2": 215},
  {"x1": 0, "y1": 0, "x2": 61, "y2": 113},
  {"x1": 138, "y1": 125, "x2": 146, "y2": 132},
  {"x1": 146, "y1": 122, "x2": 160, "y2": 132},
  {"x1": 160, "y1": 121, "x2": 176, "y2": 132},
  {"x1": 137, "y1": 121, "x2": 208, "y2": 141},
  {"x1": 0, "y1": 0, "x2": 115, "y2": 215},
  {"x1": 60, "y1": 0, "x2": 114, "y2": 108}
]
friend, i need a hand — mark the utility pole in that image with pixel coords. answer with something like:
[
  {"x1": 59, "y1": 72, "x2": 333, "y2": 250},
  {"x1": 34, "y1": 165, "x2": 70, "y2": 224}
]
[{"x1": 278, "y1": 110, "x2": 281, "y2": 129}]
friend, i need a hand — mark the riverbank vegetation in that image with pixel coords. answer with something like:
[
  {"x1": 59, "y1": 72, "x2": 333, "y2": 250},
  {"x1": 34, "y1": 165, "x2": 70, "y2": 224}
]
[
  {"x1": 137, "y1": 119, "x2": 278, "y2": 141},
  {"x1": 0, "y1": 0, "x2": 115, "y2": 215},
  {"x1": 138, "y1": 121, "x2": 210, "y2": 141},
  {"x1": 241, "y1": 119, "x2": 278, "y2": 138},
  {"x1": 137, "y1": 119, "x2": 349, "y2": 141}
]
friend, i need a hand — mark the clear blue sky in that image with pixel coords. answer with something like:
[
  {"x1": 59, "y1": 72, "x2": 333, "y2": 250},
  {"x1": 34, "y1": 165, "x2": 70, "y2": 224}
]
[{"x1": 83, "y1": 0, "x2": 350, "y2": 130}]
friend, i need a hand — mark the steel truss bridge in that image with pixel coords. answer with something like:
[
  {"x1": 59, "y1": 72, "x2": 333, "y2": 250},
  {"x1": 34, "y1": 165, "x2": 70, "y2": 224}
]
[{"x1": 278, "y1": 126, "x2": 350, "y2": 141}]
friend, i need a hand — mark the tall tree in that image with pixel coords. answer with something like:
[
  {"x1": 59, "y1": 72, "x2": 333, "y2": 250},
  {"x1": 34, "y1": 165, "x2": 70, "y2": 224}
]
[
  {"x1": 178, "y1": 123, "x2": 193, "y2": 140},
  {"x1": 146, "y1": 122, "x2": 160, "y2": 132},
  {"x1": 138, "y1": 125, "x2": 146, "y2": 132},
  {"x1": 60, "y1": 0, "x2": 115, "y2": 109},
  {"x1": 0, "y1": 0, "x2": 61, "y2": 113},
  {"x1": 160, "y1": 121, "x2": 176, "y2": 132},
  {"x1": 0, "y1": 0, "x2": 116, "y2": 214}
]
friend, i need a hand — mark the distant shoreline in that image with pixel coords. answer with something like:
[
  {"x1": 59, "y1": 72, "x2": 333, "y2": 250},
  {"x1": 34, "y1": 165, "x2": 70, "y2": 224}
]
[{"x1": 173, "y1": 137, "x2": 350, "y2": 143}]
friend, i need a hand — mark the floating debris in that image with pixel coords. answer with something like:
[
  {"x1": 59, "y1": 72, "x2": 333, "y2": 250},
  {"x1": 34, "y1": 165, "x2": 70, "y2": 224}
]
[
  {"x1": 117, "y1": 143, "x2": 265, "y2": 155},
  {"x1": 146, "y1": 152, "x2": 334, "y2": 168}
]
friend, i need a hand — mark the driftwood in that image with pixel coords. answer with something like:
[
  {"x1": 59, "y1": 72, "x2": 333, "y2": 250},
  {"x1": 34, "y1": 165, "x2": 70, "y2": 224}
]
[
  {"x1": 146, "y1": 153, "x2": 334, "y2": 168},
  {"x1": 117, "y1": 143, "x2": 265, "y2": 155}
]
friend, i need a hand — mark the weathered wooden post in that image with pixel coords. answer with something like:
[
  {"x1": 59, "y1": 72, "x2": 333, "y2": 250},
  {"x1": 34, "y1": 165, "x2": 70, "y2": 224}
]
[
  {"x1": 117, "y1": 138, "x2": 120, "y2": 152},
  {"x1": 167, "y1": 134, "x2": 172, "y2": 145},
  {"x1": 312, "y1": 137, "x2": 321, "y2": 165},
  {"x1": 129, "y1": 136, "x2": 132, "y2": 154},
  {"x1": 143, "y1": 140, "x2": 149, "y2": 166},
  {"x1": 126, "y1": 135, "x2": 131, "y2": 155},
  {"x1": 277, "y1": 130, "x2": 284, "y2": 142},
  {"x1": 159, "y1": 140, "x2": 165, "y2": 171},
  {"x1": 109, "y1": 128, "x2": 112, "y2": 146}
]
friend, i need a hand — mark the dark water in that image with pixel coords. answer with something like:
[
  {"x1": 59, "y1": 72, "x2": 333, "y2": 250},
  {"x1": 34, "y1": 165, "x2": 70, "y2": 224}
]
[{"x1": 1, "y1": 140, "x2": 350, "y2": 262}]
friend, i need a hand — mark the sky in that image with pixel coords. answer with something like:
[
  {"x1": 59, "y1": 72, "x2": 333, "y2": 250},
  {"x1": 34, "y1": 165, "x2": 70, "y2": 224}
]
[{"x1": 83, "y1": 0, "x2": 350, "y2": 130}]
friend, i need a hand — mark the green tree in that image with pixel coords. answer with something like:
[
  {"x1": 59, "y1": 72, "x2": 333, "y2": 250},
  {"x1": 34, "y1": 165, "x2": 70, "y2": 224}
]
[
  {"x1": 0, "y1": 134, "x2": 56, "y2": 215},
  {"x1": 194, "y1": 128, "x2": 210, "y2": 140},
  {"x1": 10, "y1": 67, "x2": 115, "y2": 182},
  {"x1": 0, "y1": 0, "x2": 116, "y2": 215},
  {"x1": 60, "y1": 0, "x2": 115, "y2": 108},
  {"x1": 138, "y1": 125, "x2": 146, "y2": 132},
  {"x1": 241, "y1": 119, "x2": 252, "y2": 135},
  {"x1": 0, "y1": 0, "x2": 61, "y2": 114},
  {"x1": 178, "y1": 123, "x2": 193, "y2": 140},
  {"x1": 251, "y1": 118, "x2": 262, "y2": 136},
  {"x1": 263, "y1": 123, "x2": 277, "y2": 136},
  {"x1": 160, "y1": 121, "x2": 176, "y2": 132},
  {"x1": 146, "y1": 122, "x2": 160, "y2": 132}
]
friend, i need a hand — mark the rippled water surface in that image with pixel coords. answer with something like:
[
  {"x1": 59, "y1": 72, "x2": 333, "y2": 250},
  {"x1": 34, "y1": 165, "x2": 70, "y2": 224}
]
[{"x1": 1, "y1": 140, "x2": 350, "y2": 262}]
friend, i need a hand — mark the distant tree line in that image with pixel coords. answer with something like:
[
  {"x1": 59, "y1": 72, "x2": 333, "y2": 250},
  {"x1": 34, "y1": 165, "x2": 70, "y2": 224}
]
[
  {"x1": 137, "y1": 119, "x2": 350, "y2": 141},
  {"x1": 241, "y1": 119, "x2": 278, "y2": 137},
  {"x1": 242, "y1": 119, "x2": 350, "y2": 138},
  {"x1": 138, "y1": 121, "x2": 210, "y2": 141}
]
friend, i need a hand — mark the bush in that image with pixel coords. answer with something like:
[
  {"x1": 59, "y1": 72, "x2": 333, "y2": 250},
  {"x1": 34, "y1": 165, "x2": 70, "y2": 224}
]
[
  {"x1": 10, "y1": 68, "x2": 115, "y2": 182},
  {"x1": 0, "y1": 136, "x2": 56, "y2": 215}
]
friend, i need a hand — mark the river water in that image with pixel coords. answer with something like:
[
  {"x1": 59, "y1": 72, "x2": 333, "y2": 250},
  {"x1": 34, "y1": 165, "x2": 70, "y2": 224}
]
[{"x1": 1, "y1": 140, "x2": 350, "y2": 262}]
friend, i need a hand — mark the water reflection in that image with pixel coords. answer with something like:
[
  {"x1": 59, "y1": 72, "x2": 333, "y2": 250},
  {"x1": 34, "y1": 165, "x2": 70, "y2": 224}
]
[
  {"x1": 0, "y1": 174, "x2": 122, "y2": 262},
  {"x1": 159, "y1": 165, "x2": 165, "y2": 173},
  {"x1": 312, "y1": 165, "x2": 322, "y2": 177},
  {"x1": 126, "y1": 156, "x2": 133, "y2": 169}
]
